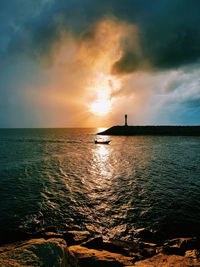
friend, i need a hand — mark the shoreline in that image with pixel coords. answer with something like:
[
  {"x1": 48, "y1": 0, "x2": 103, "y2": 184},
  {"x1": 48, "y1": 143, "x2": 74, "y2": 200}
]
[{"x1": 1, "y1": 228, "x2": 200, "y2": 266}]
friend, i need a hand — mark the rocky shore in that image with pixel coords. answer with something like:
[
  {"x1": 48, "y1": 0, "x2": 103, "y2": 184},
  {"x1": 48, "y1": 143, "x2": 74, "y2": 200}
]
[{"x1": 0, "y1": 228, "x2": 200, "y2": 266}]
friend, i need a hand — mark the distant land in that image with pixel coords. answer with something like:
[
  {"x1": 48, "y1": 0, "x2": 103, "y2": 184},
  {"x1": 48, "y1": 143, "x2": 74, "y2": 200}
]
[{"x1": 97, "y1": 125, "x2": 200, "y2": 136}]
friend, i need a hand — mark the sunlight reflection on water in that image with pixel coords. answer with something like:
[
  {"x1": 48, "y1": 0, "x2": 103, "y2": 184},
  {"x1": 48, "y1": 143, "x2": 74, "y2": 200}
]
[
  {"x1": 97, "y1": 127, "x2": 107, "y2": 133},
  {"x1": 1, "y1": 129, "x2": 200, "y2": 240},
  {"x1": 89, "y1": 143, "x2": 113, "y2": 193}
]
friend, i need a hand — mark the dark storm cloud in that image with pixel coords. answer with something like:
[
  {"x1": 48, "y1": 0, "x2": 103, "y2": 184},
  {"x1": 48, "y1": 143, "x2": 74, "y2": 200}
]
[
  {"x1": 111, "y1": 0, "x2": 200, "y2": 73},
  {"x1": 112, "y1": 51, "x2": 141, "y2": 74},
  {"x1": 140, "y1": 4, "x2": 200, "y2": 70},
  {"x1": 1, "y1": 0, "x2": 200, "y2": 73}
]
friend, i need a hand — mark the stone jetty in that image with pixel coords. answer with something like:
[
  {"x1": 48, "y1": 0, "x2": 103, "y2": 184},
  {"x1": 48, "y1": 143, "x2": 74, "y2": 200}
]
[{"x1": 97, "y1": 125, "x2": 200, "y2": 136}]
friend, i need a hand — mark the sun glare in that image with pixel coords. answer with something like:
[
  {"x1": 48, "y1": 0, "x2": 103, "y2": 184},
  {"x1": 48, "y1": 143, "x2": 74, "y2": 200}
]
[
  {"x1": 88, "y1": 72, "x2": 121, "y2": 116},
  {"x1": 91, "y1": 99, "x2": 111, "y2": 115}
]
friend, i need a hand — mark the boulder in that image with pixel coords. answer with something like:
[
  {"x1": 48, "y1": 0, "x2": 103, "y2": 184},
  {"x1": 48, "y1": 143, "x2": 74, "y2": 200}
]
[
  {"x1": 109, "y1": 239, "x2": 140, "y2": 251},
  {"x1": 62, "y1": 231, "x2": 93, "y2": 246},
  {"x1": 133, "y1": 253, "x2": 200, "y2": 266},
  {"x1": 139, "y1": 242, "x2": 157, "y2": 249},
  {"x1": 185, "y1": 249, "x2": 200, "y2": 259},
  {"x1": 134, "y1": 228, "x2": 160, "y2": 243},
  {"x1": 69, "y1": 245, "x2": 135, "y2": 266},
  {"x1": 72, "y1": 235, "x2": 157, "y2": 259},
  {"x1": 0, "y1": 238, "x2": 78, "y2": 267},
  {"x1": 81, "y1": 236, "x2": 103, "y2": 249},
  {"x1": 161, "y1": 246, "x2": 185, "y2": 256},
  {"x1": 108, "y1": 239, "x2": 157, "y2": 261},
  {"x1": 180, "y1": 237, "x2": 200, "y2": 251},
  {"x1": 43, "y1": 232, "x2": 63, "y2": 239},
  {"x1": 82, "y1": 237, "x2": 128, "y2": 255},
  {"x1": 164, "y1": 237, "x2": 200, "y2": 254}
]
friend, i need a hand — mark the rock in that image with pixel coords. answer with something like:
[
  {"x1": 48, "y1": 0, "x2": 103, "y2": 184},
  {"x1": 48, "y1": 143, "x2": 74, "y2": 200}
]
[
  {"x1": 97, "y1": 241, "x2": 127, "y2": 255},
  {"x1": 69, "y1": 245, "x2": 135, "y2": 266},
  {"x1": 140, "y1": 248, "x2": 156, "y2": 258},
  {"x1": 156, "y1": 237, "x2": 200, "y2": 257},
  {"x1": 0, "y1": 238, "x2": 78, "y2": 267},
  {"x1": 110, "y1": 239, "x2": 140, "y2": 251},
  {"x1": 82, "y1": 237, "x2": 128, "y2": 255},
  {"x1": 108, "y1": 239, "x2": 158, "y2": 261},
  {"x1": 139, "y1": 242, "x2": 157, "y2": 248},
  {"x1": 43, "y1": 232, "x2": 63, "y2": 239},
  {"x1": 133, "y1": 253, "x2": 200, "y2": 266},
  {"x1": 180, "y1": 237, "x2": 200, "y2": 251},
  {"x1": 62, "y1": 231, "x2": 93, "y2": 246},
  {"x1": 185, "y1": 249, "x2": 200, "y2": 259},
  {"x1": 82, "y1": 237, "x2": 158, "y2": 259},
  {"x1": 81, "y1": 236, "x2": 103, "y2": 248},
  {"x1": 164, "y1": 237, "x2": 191, "y2": 247},
  {"x1": 134, "y1": 228, "x2": 160, "y2": 243},
  {"x1": 161, "y1": 246, "x2": 185, "y2": 256},
  {"x1": 164, "y1": 238, "x2": 185, "y2": 247},
  {"x1": 164, "y1": 237, "x2": 200, "y2": 254}
]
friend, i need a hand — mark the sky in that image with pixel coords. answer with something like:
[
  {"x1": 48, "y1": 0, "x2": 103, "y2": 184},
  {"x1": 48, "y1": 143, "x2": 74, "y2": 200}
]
[{"x1": 0, "y1": 0, "x2": 200, "y2": 127}]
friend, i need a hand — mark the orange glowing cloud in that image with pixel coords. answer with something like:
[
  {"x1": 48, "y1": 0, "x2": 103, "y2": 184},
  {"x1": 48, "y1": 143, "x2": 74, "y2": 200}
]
[{"x1": 26, "y1": 17, "x2": 160, "y2": 127}]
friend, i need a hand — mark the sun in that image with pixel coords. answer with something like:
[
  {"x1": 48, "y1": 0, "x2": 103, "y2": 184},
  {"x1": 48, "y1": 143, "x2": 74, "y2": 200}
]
[
  {"x1": 88, "y1": 72, "x2": 121, "y2": 116},
  {"x1": 91, "y1": 99, "x2": 111, "y2": 115}
]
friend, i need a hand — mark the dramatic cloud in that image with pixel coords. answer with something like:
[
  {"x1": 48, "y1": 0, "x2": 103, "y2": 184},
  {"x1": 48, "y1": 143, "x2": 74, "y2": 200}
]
[
  {"x1": 4, "y1": 0, "x2": 200, "y2": 71},
  {"x1": 111, "y1": 0, "x2": 200, "y2": 73},
  {"x1": 25, "y1": 19, "x2": 129, "y2": 127},
  {"x1": 0, "y1": 0, "x2": 200, "y2": 126}
]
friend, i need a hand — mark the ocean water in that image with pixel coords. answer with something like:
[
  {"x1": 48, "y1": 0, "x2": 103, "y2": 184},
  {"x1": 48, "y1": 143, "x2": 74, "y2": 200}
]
[{"x1": 0, "y1": 128, "x2": 200, "y2": 241}]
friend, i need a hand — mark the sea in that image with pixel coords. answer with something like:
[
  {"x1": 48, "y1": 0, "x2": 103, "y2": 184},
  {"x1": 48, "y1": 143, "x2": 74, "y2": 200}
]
[{"x1": 0, "y1": 128, "x2": 200, "y2": 242}]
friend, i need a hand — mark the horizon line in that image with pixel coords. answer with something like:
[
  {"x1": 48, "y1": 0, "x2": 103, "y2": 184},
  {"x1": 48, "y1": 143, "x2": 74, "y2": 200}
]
[{"x1": 0, "y1": 124, "x2": 200, "y2": 129}]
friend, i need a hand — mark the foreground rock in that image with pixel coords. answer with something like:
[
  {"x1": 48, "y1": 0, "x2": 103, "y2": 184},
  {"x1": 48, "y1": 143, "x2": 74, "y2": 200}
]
[
  {"x1": 0, "y1": 238, "x2": 78, "y2": 267},
  {"x1": 132, "y1": 253, "x2": 200, "y2": 266},
  {"x1": 69, "y1": 245, "x2": 134, "y2": 266},
  {"x1": 82, "y1": 236, "x2": 129, "y2": 255},
  {"x1": 164, "y1": 237, "x2": 200, "y2": 251},
  {"x1": 62, "y1": 231, "x2": 93, "y2": 246},
  {"x1": 69, "y1": 233, "x2": 200, "y2": 266},
  {"x1": 134, "y1": 228, "x2": 162, "y2": 243},
  {"x1": 1, "y1": 229, "x2": 200, "y2": 266}
]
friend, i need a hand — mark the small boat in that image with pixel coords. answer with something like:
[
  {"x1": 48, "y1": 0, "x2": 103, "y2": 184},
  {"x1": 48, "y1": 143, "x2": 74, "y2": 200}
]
[{"x1": 94, "y1": 140, "x2": 111, "y2": 144}]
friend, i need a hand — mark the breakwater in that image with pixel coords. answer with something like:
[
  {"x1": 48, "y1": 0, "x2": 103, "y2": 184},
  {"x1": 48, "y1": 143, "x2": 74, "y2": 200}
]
[{"x1": 98, "y1": 126, "x2": 200, "y2": 136}]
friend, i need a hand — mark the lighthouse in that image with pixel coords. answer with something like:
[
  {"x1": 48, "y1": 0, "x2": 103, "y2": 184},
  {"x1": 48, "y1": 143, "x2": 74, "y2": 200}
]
[{"x1": 125, "y1": 114, "x2": 128, "y2": 126}]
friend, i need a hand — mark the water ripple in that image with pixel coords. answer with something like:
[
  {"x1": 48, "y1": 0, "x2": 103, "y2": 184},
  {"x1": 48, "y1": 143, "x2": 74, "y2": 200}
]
[{"x1": 0, "y1": 129, "x2": 200, "y2": 239}]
